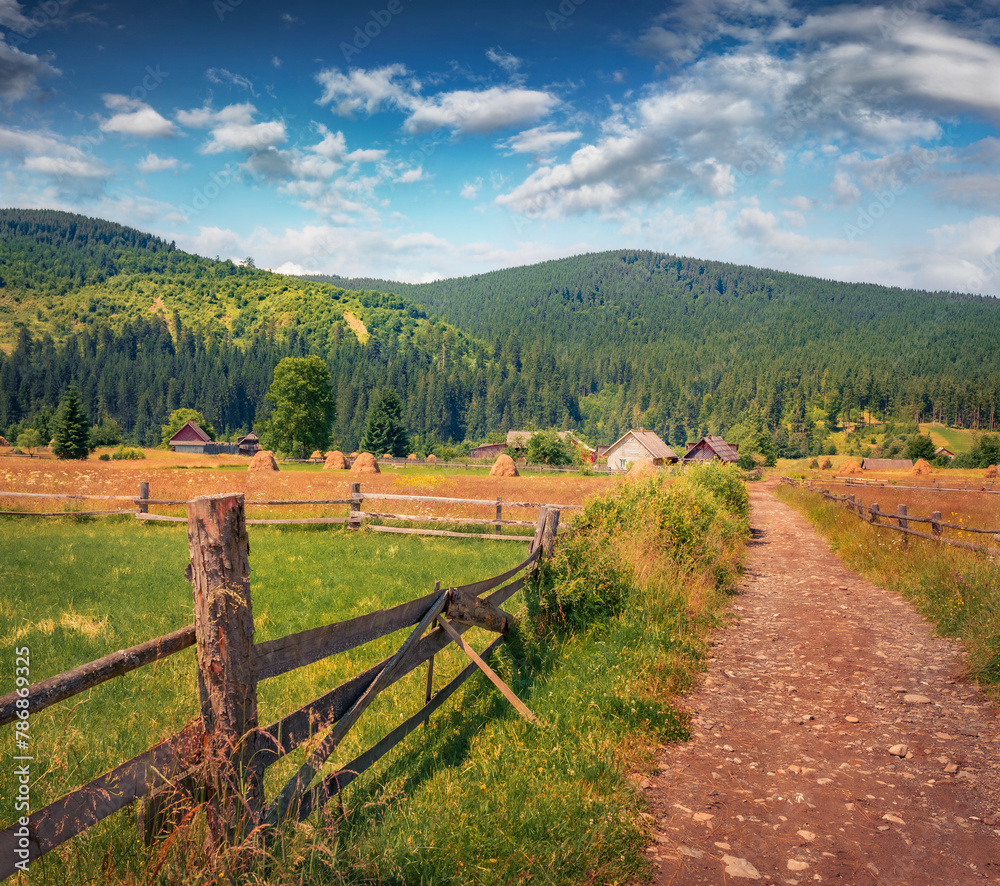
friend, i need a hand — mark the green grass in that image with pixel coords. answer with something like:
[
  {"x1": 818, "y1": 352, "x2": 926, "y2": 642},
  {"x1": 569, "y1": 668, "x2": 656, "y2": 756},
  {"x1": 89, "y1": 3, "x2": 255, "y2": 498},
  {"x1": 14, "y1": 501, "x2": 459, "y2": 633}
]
[
  {"x1": 775, "y1": 484, "x2": 1000, "y2": 702},
  {"x1": 920, "y1": 423, "x2": 976, "y2": 455},
  {"x1": 1, "y1": 467, "x2": 749, "y2": 885}
]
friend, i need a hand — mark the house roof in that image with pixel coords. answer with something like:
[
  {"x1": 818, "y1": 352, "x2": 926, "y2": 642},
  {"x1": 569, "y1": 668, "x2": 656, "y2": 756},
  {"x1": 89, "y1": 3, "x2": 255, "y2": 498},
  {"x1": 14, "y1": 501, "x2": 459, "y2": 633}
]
[
  {"x1": 934, "y1": 447, "x2": 954, "y2": 458},
  {"x1": 169, "y1": 420, "x2": 211, "y2": 444},
  {"x1": 605, "y1": 429, "x2": 678, "y2": 461},
  {"x1": 237, "y1": 432, "x2": 259, "y2": 444},
  {"x1": 861, "y1": 458, "x2": 913, "y2": 471},
  {"x1": 682, "y1": 435, "x2": 740, "y2": 462}
]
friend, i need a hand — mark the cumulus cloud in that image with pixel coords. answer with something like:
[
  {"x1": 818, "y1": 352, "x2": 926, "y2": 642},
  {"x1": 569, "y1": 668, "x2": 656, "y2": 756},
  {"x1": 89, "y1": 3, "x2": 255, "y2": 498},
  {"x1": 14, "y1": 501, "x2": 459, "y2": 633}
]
[
  {"x1": 100, "y1": 94, "x2": 177, "y2": 138},
  {"x1": 176, "y1": 102, "x2": 285, "y2": 154},
  {"x1": 499, "y1": 124, "x2": 581, "y2": 158},
  {"x1": 315, "y1": 64, "x2": 416, "y2": 116}
]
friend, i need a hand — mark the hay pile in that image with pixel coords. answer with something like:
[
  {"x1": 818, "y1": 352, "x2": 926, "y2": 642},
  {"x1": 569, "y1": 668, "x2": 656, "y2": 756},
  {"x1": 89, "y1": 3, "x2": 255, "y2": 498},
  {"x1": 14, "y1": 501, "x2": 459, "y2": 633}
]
[
  {"x1": 249, "y1": 450, "x2": 279, "y2": 472},
  {"x1": 350, "y1": 452, "x2": 380, "y2": 474},
  {"x1": 426, "y1": 453, "x2": 437, "y2": 463},
  {"x1": 985, "y1": 464, "x2": 999, "y2": 479},
  {"x1": 839, "y1": 459, "x2": 862, "y2": 476},
  {"x1": 627, "y1": 457, "x2": 656, "y2": 477},
  {"x1": 911, "y1": 458, "x2": 933, "y2": 476},
  {"x1": 489, "y1": 453, "x2": 519, "y2": 477},
  {"x1": 310, "y1": 450, "x2": 324, "y2": 461},
  {"x1": 0, "y1": 435, "x2": 8, "y2": 447},
  {"x1": 323, "y1": 450, "x2": 347, "y2": 470},
  {"x1": 820, "y1": 457, "x2": 833, "y2": 470},
  {"x1": 407, "y1": 453, "x2": 418, "y2": 460}
]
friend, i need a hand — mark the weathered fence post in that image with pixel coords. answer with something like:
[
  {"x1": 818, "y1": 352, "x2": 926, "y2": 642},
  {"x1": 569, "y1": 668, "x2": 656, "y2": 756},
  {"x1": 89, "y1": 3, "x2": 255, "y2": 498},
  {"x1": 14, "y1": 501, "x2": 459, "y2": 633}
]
[
  {"x1": 186, "y1": 493, "x2": 261, "y2": 837},
  {"x1": 542, "y1": 509, "x2": 561, "y2": 557},
  {"x1": 931, "y1": 511, "x2": 942, "y2": 537},
  {"x1": 138, "y1": 481, "x2": 149, "y2": 515},
  {"x1": 530, "y1": 507, "x2": 548, "y2": 555},
  {"x1": 349, "y1": 482, "x2": 362, "y2": 529},
  {"x1": 425, "y1": 580, "x2": 439, "y2": 728},
  {"x1": 870, "y1": 503, "x2": 880, "y2": 524},
  {"x1": 495, "y1": 497, "x2": 502, "y2": 536},
  {"x1": 897, "y1": 504, "x2": 908, "y2": 545}
]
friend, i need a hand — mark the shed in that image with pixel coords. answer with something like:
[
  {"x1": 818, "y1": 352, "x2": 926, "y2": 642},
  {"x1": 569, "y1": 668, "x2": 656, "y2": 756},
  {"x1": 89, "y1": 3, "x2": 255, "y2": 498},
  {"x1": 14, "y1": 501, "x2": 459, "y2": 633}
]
[
  {"x1": 237, "y1": 432, "x2": 261, "y2": 457},
  {"x1": 861, "y1": 458, "x2": 913, "y2": 471},
  {"x1": 604, "y1": 429, "x2": 678, "y2": 471},
  {"x1": 469, "y1": 442, "x2": 508, "y2": 460},
  {"x1": 168, "y1": 420, "x2": 212, "y2": 453},
  {"x1": 934, "y1": 447, "x2": 955, "y2": 460},
  {"x1": 682, "y1": 435, "x2": 739, "y2": 463}
]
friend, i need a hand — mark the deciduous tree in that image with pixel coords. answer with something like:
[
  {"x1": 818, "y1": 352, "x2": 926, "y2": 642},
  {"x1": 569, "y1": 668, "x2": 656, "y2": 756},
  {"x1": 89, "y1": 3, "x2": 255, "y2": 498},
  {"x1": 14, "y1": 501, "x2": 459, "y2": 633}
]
[{"x1": 259, "y1": 356, "x2": 335, "y2": 457}]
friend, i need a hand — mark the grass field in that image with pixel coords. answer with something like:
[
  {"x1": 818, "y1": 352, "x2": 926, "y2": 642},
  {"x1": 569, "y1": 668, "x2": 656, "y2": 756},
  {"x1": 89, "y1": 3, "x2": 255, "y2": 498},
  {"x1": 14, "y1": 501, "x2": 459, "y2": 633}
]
[{"x1": 0, "y1": 460, "x2": 748, "y2": 885}]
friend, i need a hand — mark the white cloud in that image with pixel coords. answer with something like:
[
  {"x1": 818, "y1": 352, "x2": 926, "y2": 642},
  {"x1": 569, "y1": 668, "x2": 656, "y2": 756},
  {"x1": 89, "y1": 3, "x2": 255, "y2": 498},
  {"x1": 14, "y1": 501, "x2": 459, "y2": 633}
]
[
  {"x1": 486, "y1": 47, "x2": 522, "y2": 74},
  {"x1": 176, "y1": 102, "x2": 285, "y2": 154},
  {"x1": 0, "y1": 0, "x2": 32, "y2": 32},
  {"x1": 500, "y1": 124, "x2": 581, "y2": 157},
  {"x1": 100, "y1": 94, "x2": 177, "y2": 138},
  {"x1": 403, "y1": 86, "x2": 558, "y2": 135},
  {"x1": 137, "y1": 152, "x2": 180, "y2": 173},
  {"x1": 206, "y1": 67, "x2": 256, "y2": 94},
  {"x1": 396, "y1": 167, "x2": 425, "y2": 184},
  {"x1": 0, "y1": 125, "x2": 111, "y2": 181},
  {"x1": 461, "y1": 178, "x2": 482, "y2": 200},
  {"x1": 315, "y1": 64, "x2": 416, "y2": 116}
]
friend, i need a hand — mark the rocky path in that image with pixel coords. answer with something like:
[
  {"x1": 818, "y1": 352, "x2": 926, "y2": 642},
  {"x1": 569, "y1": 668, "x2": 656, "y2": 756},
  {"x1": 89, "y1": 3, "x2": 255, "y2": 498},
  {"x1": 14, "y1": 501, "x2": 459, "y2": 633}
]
[{"x1": 640, "y1": 482, "x2": 1000, "y2": 885}]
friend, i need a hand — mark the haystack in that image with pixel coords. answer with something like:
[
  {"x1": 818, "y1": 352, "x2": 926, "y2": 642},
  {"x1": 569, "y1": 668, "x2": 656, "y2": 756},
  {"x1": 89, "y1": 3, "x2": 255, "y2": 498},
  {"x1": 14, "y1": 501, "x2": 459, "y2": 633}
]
[
  {"x1": 839, "y1": 459, "x2": 862, "y2": 476},
  {"x1": 351, "y1": 452, "x2": 380, "y2": 474},
  {"x1": 407, "y1": 453, "x2": 418, "y2": 460},
  {"x1": 249, "y1": 450, "x2": 279, "y2": 472},
  {"x1": 985, "y1": 464, "x2": 999, "y2": 479},
  {"x1": 490, "y1": 453, "x2": 519, "y2": 478},
  {"x1": 0, "y1": 435, "x2": 8, "y2": 447},
  {"x1": 426, "y1": 453, "x2": 437, "y2": 463},
  {"x1": 310, "y1": 450, "x2": 323, "y2": 461},
  {"x1": 911, "y1": 458, "x2": 933, "y2": 476},
  {"x1": 820, "y1": 457, "x2": 833, "y2": 470},
  {"x1": 627, "y1": 457, "x2": 656, "y2": 477},
  {"x1": 323, "y1": 450, "x2": 348, "y2": 470}
]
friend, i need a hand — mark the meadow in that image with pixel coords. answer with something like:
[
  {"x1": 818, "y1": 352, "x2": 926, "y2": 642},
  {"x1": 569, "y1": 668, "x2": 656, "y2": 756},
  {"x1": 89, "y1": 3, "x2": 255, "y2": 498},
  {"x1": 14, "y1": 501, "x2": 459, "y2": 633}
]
[{"x1": 0, "y1": 456, "x2": 748, "y2": 885}]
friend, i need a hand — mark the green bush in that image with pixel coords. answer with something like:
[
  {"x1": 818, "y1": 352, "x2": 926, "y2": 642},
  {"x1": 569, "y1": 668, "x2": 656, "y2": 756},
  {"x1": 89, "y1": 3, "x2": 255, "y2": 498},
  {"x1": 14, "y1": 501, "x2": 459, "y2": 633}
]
[{"x1": 110, "y1": 445, "x2": 145, "y2": 460}]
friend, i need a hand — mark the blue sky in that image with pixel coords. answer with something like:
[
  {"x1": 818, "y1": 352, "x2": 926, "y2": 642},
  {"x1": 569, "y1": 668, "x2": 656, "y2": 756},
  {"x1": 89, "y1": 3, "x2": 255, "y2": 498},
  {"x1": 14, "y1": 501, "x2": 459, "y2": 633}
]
[{"x1": 3, "y1": 0, "x2": 1000, "y2": 294}]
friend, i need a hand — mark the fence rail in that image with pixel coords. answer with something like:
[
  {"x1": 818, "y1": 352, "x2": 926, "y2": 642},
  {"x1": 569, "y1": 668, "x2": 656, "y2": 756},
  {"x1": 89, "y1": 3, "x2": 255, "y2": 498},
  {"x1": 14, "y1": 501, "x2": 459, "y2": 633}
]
[
  {"x1": 782, "y1": 478, "x2": 1000, "y2": 556},
  {"x1": 0, "y1": 494, "x2": 561, "y2": 879}
]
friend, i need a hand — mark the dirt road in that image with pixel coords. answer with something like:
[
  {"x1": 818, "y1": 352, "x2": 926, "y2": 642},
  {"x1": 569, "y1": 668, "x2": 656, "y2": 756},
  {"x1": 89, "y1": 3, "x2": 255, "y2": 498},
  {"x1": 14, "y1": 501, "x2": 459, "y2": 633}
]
[{"x1": 640, "y1": 481, "x2": 1000, "y2": 885}]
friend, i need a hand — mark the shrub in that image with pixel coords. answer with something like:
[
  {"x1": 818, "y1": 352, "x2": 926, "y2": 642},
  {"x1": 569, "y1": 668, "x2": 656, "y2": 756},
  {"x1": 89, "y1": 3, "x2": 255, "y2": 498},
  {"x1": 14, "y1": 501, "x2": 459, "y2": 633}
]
[{"x1": 110, "y1": 445, "x2": 145, "y2": 460}]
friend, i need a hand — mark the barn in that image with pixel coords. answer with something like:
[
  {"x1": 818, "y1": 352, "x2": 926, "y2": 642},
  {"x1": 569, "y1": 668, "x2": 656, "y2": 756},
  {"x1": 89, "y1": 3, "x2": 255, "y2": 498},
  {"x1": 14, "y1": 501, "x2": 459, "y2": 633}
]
[
  {"x1": 237, "y1": 432, "x2": 261, "y2": 457},
  {"x1": 168, "y1": 420, "x2": 212, "y2": 453},
  {"x1": 469, "y1": 442, "x2": 508, "y2": 460},
  {"x1": 604, "y1": 429, "x2": 678, "y2": 470},
  {"x1": 861, "y1": 458, "x2": 913, "y2": 471},
  {"x1": 682, "y1": 435, "x2": 740, "y2": 463}
]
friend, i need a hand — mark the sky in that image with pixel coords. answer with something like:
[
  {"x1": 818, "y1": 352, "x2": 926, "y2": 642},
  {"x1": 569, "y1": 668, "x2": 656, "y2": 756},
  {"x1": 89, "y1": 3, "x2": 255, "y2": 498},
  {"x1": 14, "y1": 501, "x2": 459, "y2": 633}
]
[{"x1": 3, "y1": 0, "x2": 1000, "y2": 294}]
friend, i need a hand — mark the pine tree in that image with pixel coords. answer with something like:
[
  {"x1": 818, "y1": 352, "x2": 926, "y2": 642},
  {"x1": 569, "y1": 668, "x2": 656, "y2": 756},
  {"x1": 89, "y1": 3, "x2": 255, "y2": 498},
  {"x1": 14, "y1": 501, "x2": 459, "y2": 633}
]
[
  {"x1": 51, "y1": 385, "x2": 91, "y2": 459},
  {"x1": 359, "y1": 388, "x2": 410, "y2": 456}
]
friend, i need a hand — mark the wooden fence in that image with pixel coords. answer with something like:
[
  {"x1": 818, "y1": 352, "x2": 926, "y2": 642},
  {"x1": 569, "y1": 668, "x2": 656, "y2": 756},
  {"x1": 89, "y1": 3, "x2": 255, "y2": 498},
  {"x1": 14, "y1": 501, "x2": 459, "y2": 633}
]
[
  {"x1": 782, "y1": 478, "x2": 1000, "y2": 556},
  {"x1": 0, "y1": 482, "x2": 580, "y2": 540},
  {"x1": 0, "y1": 494, "x2": 563, "y2": 879}
]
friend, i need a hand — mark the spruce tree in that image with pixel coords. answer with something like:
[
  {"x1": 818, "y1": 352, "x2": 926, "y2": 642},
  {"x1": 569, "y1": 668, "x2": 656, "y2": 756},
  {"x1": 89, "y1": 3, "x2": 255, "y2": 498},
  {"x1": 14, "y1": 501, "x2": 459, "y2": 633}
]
[
  {"x1": 51, "y1": 385, "x2": 91, "y2": 459},
  {"x1": 359, "y1": 388, "x2": 410, "y2": 456}
]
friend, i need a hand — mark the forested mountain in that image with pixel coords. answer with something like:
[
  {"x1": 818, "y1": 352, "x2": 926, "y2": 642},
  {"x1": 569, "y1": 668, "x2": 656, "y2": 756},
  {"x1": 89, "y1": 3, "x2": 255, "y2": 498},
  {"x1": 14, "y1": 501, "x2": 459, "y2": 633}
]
[{"x1": 2, "y1": 209, "x2": 999, "y2": 456}]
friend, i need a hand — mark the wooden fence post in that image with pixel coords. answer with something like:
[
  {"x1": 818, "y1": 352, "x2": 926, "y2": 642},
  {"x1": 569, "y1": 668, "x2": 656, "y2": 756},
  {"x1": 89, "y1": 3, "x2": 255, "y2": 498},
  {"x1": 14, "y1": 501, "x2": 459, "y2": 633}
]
[
  {"x1": 897, "y1": 504, "x2": 908, "y2": 545},
  {"x1": 847, "y1": 494, "x2": 855, "y2": 513},
  {"x1": 350, "y1": 482, "x2": 362, "y2": 529},
  {"x1": 138, "y1": 481, "x2": 149, "y2": 515},
  {"x1": 495, "y1": 497, "x2": 502, "y2": 536},
  {"x1": 870, "y1": 503, "x2": 880, "y2": 524},
  {"x1": 530, "y1": 507, "x2": 548, "y2": 555},
  {"x1": 186, "y1": 493, "x2": 261, "y2": 836},
  {"x1": 542, "y1": 509, "x2": 561, "y2": 557},
  {"x1": 931, "y1": 511, "x2": 942, "y2": 537}
]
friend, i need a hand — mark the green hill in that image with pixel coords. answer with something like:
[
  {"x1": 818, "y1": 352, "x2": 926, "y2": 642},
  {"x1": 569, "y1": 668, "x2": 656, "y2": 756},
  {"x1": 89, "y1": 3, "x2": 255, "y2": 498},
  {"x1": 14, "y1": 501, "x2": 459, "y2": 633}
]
[{"x1": 2, "y1": 210, "x2": 999, "y2": 455}]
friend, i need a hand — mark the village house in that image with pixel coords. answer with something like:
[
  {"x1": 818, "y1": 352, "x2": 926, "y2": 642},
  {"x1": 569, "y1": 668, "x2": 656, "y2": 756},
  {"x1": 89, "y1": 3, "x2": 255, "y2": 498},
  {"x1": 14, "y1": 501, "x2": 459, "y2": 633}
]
[
  {"x1": 603, "y1": 429, "x2": 678, "y2": 470},
  {"x1": 469, "y1": 442, "x2": 508, "y2": 460},
  {"x1": 167, "y1": 420, "x2": 212, "y2": 453},
  {"x1": 682, "y1": 435, "x2": 740, "y2": 463},
  {"x1": 861, "y1": 457, "x2": 913, "y2": 471},
  {"x1": 934, "y1": 446, "x2": 955, "y2": 460}
]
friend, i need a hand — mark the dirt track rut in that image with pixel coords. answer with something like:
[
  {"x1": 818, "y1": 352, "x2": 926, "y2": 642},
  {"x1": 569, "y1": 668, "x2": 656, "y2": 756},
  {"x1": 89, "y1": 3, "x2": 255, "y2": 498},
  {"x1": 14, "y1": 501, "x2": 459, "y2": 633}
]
[{"x1": 640, "y1": 482, "x2": 1000, "y2": 885}]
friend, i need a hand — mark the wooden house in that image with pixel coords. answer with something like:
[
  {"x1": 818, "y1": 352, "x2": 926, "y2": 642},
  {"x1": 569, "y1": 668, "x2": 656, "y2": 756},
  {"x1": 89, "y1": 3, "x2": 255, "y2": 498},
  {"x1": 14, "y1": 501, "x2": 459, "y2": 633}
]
[
  {"x1": 168, "y1": 420, "x2": 212, "y2": 453},
  {"x1": 934, "y1": 447, "x2": 955, "y2": 461},
  {"x1": 861, "y1": 458, "x2": 913, "y2": 471},
  {"x1": 682, "y1": 435, "x2": 739, "y2": 463},
  {"x1": 604, "y1": 429, "x2": 678, "y2": 470}
]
